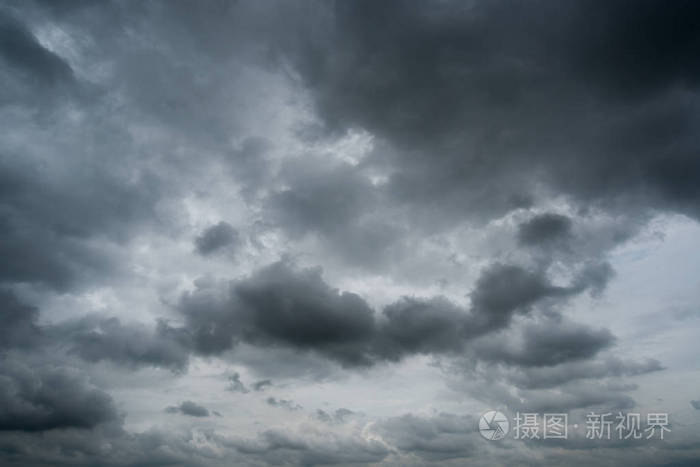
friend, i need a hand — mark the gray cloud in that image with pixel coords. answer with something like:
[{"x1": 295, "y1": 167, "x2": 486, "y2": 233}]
[
  {"x1": 195, "y1": 221, "x2": 240, "y2": 256},
  {"x1": 0, "y1": 1, "x2": 697, "y2": 465},
  {"x1": 178, "y1": 260, "x2": 606, "y2": 368},
  {"x1": 253, "y1": 379, "x2": 272, "y2": 392},
  {"x1": 518, "y1": 213, "x2": 573, "y2": 247},
  {"x1": 473, "y1": 320, "x2": 615, "y2": 368},
  {"x1": 60, "y1": 316, "x2": 191, "y2": 372},
  {"x1": 0, "y1": 289, "x2": 41, "y2": 350},
  {"x1": 227, "y1": 372, "x2": 249, "y2": 393},
  {"x1": 0, "y1": 359, "x2": 119, "y2": 431},
  {"x1": 180, "y1": 261, "x2": 377, "y2": 366},
  {"x1": 165, "y1": 400, "x2": 210, "y2": 418},
  {"x1": 314, "y1": 408, "x2": 355, "y2": 424},
  {"x1": 226, "y1": 428, "x2": 390, "y2": 466},
  {"x1": 505, "y1": 357, "x2": 664, "y2": 390},
  {"x1": 459, "y1": 376, "x2": 638, "y2": 414},
  {"x1": 286, "y1": 0, "x2": 700, "y2": 223},
  {"x1": 376, "y1": 412, "x2": 478, "y2": 461},
  {"x1": 265, "y1": 397, "x2": 302, "y2": 411},
  {"x1": 0, "y1": 8, "x2": 75, "y2": 104}
]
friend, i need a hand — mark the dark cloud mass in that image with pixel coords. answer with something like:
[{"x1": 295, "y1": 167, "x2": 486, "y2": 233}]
[
  {"x1": 0, "y1": 289, "x2": 41, "y2": 349},
  {"x1": 0, "y1": 359, "x2": 119, "y2": 431},
  {"x1": 265, "y1": 397, "x2": 302, "y2": 411},
  {"x1": 0, "y1": 9, "x2": 74, "y2": 98},
  {"x1": 195, "y1": 221, "x2": 240, "y2": 256},
  {"x1": 253, "y1": 379, "x2": 272, "y2": 391},
  {"x1": 474, "y1": 321, "x2": 616, "y2": 368},
  {"x1": 289, "y1": 0, "x2": 700, "y2": 222},
  {"x1": 376, "y1": 413, "x2": 478, "y2": 461},
  {"x1": 59, "y1": 316, "x2": 191, "y2": 372},
  {"x1": 0, "y1": 0, "x2": 698, "y2": 465},
  {"x1": 227, "y1": 372, "x2": 249, "y2": 393},
  {"x1": 165, "y1": 401, "x2": 210, "y2": 417},
  {"x1": 178, "y1": 261, "x2": 606, "y2": 367},
  {"x1": 518, "y1": 213, "x2": 573, "y2": 246}
]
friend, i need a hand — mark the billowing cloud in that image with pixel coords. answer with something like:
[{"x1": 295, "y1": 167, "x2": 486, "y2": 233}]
[
  {"x1": 1, "y1": 1, "x2": 698, "y2": 465},
  {"x1": 195, "y1": 221, "x2": 240, "y2": 256},
  {"x1": 376, "y1": 412, "x2": 478, "y2": 461},
  {"x1": 473, "y1": 320, "x2": 615, "y2": 367},
  {"x1": 165, "y1": 401, "x2": 211, "y2": 418},
  {"x1": 0, "y1": 289, "x2": 41, "y2": 350},
  {"x1": 60, "y1": 316, "x2": 191, "y2": 372},
  {"x1": 226, "y1": 428, "x2": 390, "y2": 466},
  {"x1": 227, "y1": 372, "x2": 249, "y2": 393},
  {"x1": 177, "y1": 260, "x2": 609, "y2": 367},
  {"x1": 265, "y1": 397, "x2": 302, "y2": 411},
  {"x1": 518, "y1": 213, "x2": 573, "y2": 247},
  {"x1": 287, "y1": 0, "x2": 700, "y2": 223},
  {"x1": 0, "y1": 359, "x2": 119, "y2": 431}
]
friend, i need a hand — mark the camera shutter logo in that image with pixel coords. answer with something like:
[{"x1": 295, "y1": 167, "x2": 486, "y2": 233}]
[{"x1": 479, "y1": 410, "x2": 510, "y2": 440}]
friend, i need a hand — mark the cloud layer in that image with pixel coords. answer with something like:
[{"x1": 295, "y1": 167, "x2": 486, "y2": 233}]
[{"x1": 0, "y1": 0, "x2": 699, "y2": 465}]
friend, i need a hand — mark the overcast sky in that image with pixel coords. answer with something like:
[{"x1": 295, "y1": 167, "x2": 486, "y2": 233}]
[{"x1": 1, "y1": 1, "x2": 700, "y2": 466}]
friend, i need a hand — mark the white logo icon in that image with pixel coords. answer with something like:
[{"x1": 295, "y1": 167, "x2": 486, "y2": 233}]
[{"x1": 479, "y1": 410, "x2": 510, "y2": 440}]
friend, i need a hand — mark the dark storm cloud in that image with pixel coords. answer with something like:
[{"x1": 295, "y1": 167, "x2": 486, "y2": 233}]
[
  {"x1": 0, "y1": 289, "x2": 41, "y2": 349},
  {"x1": 180, "y1": 261, "x2": 377, "y2": 366},
  {"x1": 0, "y1": 0, "x2": 265, "y2": 294},
  {"x1": 0, "y1": 136, "x2": 161, "y2": 291},
  {"x1": 0, "y1": 1, "x2": 696, "y2": 465},
  {"x1": 0, "y1": 10, "x2": 70, "y2": 80},
  {"x1": 0, "y1": 8, "x2": 75, "y2": 103},
  {"x1": 0, "y1": 8, "x2": 161, "y2": 290},
  {"x1": 194, "y1": 221, "x2": 240, "y2": 256},
  {"x1": 234, "y1": 272, "x2": 373, "y2": 361},
  {"x1": 691, "y1": 400, "x2": 700, "y2": 410},
  {"x1": 9, "y1": 259, "x2": 613, "y2": 384},
  {"x1": 468, "y1": 263, "x2": 572, "y2": 330},
  {"x1": 373, "y1": 260, "x2": 588, "y2": 360},
  {"x1": 474, "y1": 321, "x2": 615, "y2": 367},
  {"x1": 0, "y1": 359, "x2": 119, "y2": 431},
  {"x1": 178, "y1": 260, "x2": 608, "y2": 367},
  {"x1": 284, "y1": 0, "x2": 700, "y2": 222},
  {"x1": 373, "y1": 297, "x2": 470, "y2": 361},
  {"x1": 60, "y1": 316, "x2": 191, "y2": 372},
  {"x1": 22, "y1": 258, "x2": 588, "y2": 376},
  {"x1": 165, "y1": 401, "x2": 210, "y2": 417},
  {"x1": 518, "y1": 213, "x2": 573, "y2": 246}
]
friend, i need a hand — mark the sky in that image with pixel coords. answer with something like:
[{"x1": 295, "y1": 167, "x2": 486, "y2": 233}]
[{"x1": 1, "y1": 1, "x2": 700, "y2": 466}]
